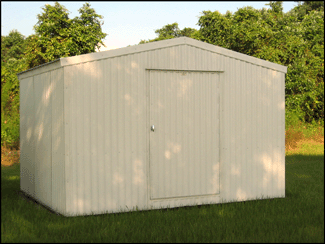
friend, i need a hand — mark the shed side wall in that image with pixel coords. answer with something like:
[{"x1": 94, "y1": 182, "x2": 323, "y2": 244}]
[
  {"x1": 33, "y1": 72, "x2": 52, "y2": 207},
  {"x1": 20, "y1": 77, "x2": 36, "y2": 197},
  {"x1": 51, "y1": 68, "x2": 66, "y2": 214}
]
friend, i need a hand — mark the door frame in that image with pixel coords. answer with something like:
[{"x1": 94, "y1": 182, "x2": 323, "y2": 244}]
[{"x1": 145, "y1": 68, "x2": 224, "y2": 202}]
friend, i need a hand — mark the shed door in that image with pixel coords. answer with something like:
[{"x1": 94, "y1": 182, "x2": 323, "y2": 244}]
[{"x1": 149, "y1": 70, "x2": 220, "y2": 199}]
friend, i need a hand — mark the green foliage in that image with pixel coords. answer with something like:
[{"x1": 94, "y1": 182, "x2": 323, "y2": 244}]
[
  {"x1": 293, "y1": 1, "x2": 324, "y2": 20},
  {"x1": 266, "y1": 1, "x2": 284, "y2": 14},
  {"x1": 197, "y1": 10, "x2": 234, "y2": 49},
  {"x1": 139, "y1": 22, "x2": 200, "y2": 44},
  {"x1": 69, "y1": 2, "x2": 107, "y2": 55},
  {"x1": 1, "y1": 29, "x2": 28, "y2": 149},
  {"x1": 1, "y1": 2, "x2": 107, "y2": 148},
  {"x1": 1, "y1": 58, "x2": 27, "y2": 149},
  {"x1": 155, "y1": 22, "x2": 180, "y2": 39},
  {"x1": 1, "y1": 30, "x2": 26, "y2": 64},
  {"x1": 25, "y1": 1, "x2": 107, "y2": 68}
]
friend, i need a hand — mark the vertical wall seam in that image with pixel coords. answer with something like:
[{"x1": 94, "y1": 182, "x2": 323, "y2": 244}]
[
  {"x1": 50, "y1": 73, "x2": 53, "y2": 208},
  {"x1": 33, "y1": 76, "x2": 36, "y2": 198}
]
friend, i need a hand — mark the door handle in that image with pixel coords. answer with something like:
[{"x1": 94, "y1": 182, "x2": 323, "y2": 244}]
[{"x1": 151, "y1": 125, "x2": 155, "y2": 132}]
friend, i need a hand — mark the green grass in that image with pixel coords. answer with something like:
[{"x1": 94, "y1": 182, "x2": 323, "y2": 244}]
[{"x1": 1, "y1": 143, "x2": 324, "y2": 243}]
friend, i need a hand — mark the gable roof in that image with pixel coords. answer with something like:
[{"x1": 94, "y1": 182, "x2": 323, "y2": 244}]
[{"x1": 18, "y1": 37, "x2": 287, "y2": 77}]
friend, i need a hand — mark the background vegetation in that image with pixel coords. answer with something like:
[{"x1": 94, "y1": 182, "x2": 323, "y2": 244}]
[
  {"x1": 1, "y1": 1, "x2": 324, "y2": 150},
  {"x1": 1, "y1": 1, "x2": 324, "y2": 242},
  {"x1": 1, "y1": 2, "x2": 107, "y2": 149}
]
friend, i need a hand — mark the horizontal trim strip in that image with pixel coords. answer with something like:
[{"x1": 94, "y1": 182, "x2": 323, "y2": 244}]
[
  {"x1": 150, "y1": 193, "x2": 220, "y2": 201},
  {"x1": 17, "y1": 59, "x2": 60, "y2": 76},
  {"x1": 146, "y1": 68, "x2": 224, "y2": 73}
]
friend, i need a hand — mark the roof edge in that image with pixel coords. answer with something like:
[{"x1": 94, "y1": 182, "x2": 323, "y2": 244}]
[
  {"x1": 59, "y1": 37, "x2": 187, "y2": 67},
  {"x1": 183, "y1": 37, "x2": 287, "y2": 73},
  {"x1": 17, "y1": 58, "x2": 61, "y2": 76},
  {"x1": 60, "y1": 37, "x2": 287, "y2": 73},
  {"x1": 17, "y1": 37, "x2": 288, "y2": 75}
]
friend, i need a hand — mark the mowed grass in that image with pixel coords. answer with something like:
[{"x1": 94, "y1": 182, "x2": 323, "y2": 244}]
[{"x1": 1, "y1": 139, "x2": 324, "y2": 242}]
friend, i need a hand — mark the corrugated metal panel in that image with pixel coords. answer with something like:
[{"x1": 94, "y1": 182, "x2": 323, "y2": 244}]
[
  {"x1": 17, "y1": 59, "x2": 60, "y2": 76},
  {"x1": 261, "y1": 67, "x2": 270, "y2": 197},
  {"x1": 20, "y1": 77, "x2": 36, "y2": 198},
  {"x1": 278, "y1": 73, "x2": 286, "y2": 197},
  {"x1": 17, "y1": 60, "x2": 61, "y2": 79},
  {"x1": 51, "y1": 68, "x2": 66, "y2": 214},
  {"x1": 149, "y1": 70, "x2": 220, "y2": 199},
  {"x1": 58, "y1": 37, "x2": 286, "y2": 73},
  {"x1": 19, "y1": 38, "x2": 286, "y2": 216},
  {"x1": 219, "y1": 56, "x2": 286, "y2": 203},
  {"x1": 64, "y1": 53, "x2": 148, "y2": 216},
  {"x1": 63, "y1": 64, "x2": 72, "y2": 215},
  {"x1": 34, "y1": 72, "x2": 52, "y2": 207},
  {"x1": 220, "y1": 56, "x2": 229, "y2": 203},
  {"x1": 147, "y1": 45, "x2": 224, "y2": 72}
]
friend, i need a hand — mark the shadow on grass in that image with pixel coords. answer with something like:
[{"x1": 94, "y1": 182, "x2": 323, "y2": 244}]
[{"x1": 285, "y1": 154, "x2": 324, "y2": 201}]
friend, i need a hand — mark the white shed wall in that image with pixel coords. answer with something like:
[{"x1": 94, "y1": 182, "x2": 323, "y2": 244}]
[
  {"x1": 20, "y1": 67, "x2": 66, "y2": 213},
  {"x1": 34, "y1": 72, "x2": 52, "y2": 206},
  {"x1": 20, "y1": 77, "x2": 36, "y2": 198},
  {"x1": 51, "y1": 68, "x2": 66, "y2": 214},
  {"x1": 221, "y1": 57, "x2": 285, "y2": 203},
  {"x1": 19, "y1": 37, "x2": 286, "y2": 216},
  {"x1": 63, "y1": 54, "x2": 149, "y2": 215},
  {"x1": 63, "y1": 45, "x2": 227, "y2": 216}
]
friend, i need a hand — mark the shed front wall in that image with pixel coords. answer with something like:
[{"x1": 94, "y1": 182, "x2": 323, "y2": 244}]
[
  {"x1": 63, "y1": 43, "x2": 285, "y2": 216},
  {"x1": 63, "y1": 44, "x2": 225, "y2": 216},
  {"x1": 63, "y1": 55, "x2": 148, "y2": 216}
]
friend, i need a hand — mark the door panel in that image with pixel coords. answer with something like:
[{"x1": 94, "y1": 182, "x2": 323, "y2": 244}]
[{"x1": 149, "y1": 70, "x2": 220, "y2": 199}]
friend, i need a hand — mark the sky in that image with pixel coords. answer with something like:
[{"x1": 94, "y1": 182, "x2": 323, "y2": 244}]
[{"x1": 1, "y1": 1, "x2": 298, "y2": 51}]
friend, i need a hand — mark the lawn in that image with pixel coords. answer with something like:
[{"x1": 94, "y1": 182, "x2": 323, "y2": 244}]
[{"x1": 1, "y1": 140, "x2": 324, "y2": 243}]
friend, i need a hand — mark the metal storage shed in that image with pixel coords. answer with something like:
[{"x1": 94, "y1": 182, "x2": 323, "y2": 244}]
[{"x1": 18, "y1": 37, "x2": 287, "y2": 216}]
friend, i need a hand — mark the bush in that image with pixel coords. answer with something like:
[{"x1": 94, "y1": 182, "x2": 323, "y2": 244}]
[
  {"x1": 1, "y1": 112, "x2": 20, "y2": 149},
  {"x1": 1, "y1": 58, "x2": 25, "y2": 149}
]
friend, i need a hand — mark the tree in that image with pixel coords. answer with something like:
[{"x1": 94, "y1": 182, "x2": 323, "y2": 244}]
[
  {"x1": 1, "y1": 2, "x2": 108, "y2": 148},
  {"x1": 69, "y1": 2, "x2": 107, "y2": 55},
  {"x1": 139, "y1": 22, "x2": 199, "y2": 44},
  {"x1": 1, "y1": 30, "x2": 27, "y2": 148},
  {"x1": 1, "y1": 30, "x2": 26, "y2": 64},
  {"x1": 266, "y1": 1, "x2": 283, "y2": 14},
  {"x1": 292, "y1": 1, "x2": 324, "y2": 20},
  {"x1": 294, "y1": 1, "x2": 324, "y2": 12},
  {"x1": 24, "y1": 2, "x2": 107, "y2": 68},
  {"x1": 155, "y1": 22, "x2": 180, "y2": 39},
  {"x1": 197, "y1": 10, "x2": 234, "y2": 49}
]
